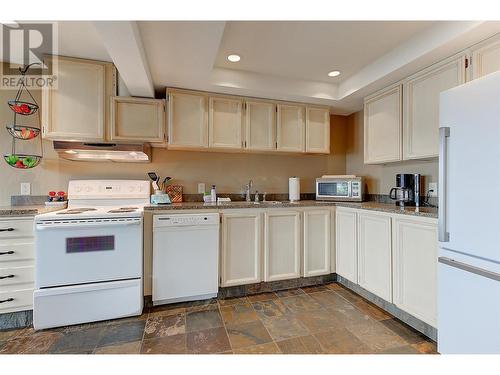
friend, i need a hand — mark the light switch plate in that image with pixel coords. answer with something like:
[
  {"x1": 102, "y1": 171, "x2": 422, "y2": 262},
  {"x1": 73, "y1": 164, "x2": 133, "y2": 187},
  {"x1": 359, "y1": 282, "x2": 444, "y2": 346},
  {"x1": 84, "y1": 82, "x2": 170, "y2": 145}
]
[
  {"x1": 428, "y1": 182, "x2": 438, "y2": 197},
  {"x1": 198, "y1": 183, "x2": 206, "y2": 194},
  {"x1": 20, "y1": 182, "x2": 31, "y2": 195}
]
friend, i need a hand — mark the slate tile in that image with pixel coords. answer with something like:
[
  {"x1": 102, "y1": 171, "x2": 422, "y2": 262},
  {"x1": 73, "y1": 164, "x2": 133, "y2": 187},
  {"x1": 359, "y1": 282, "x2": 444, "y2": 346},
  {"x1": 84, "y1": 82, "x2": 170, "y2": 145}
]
[
  {"x1": 186, "y1": 327, "x2": 231, "y2": 354},
  {"x1": 220, "y1": 302, "x2": 259, "y2": 325},
  {"x1": 261, "y1": 315, "x2": 308, "y2": 341},
  {"x1": 186, "y1": 309, "x2": 223, "y2": 332},
  {"x1": 98, "y1": 320, "x2": 146, "y2": 348},
  {"x1": 226, "y1": 320, "x2": 273, "y2": 349},
  {"x1": 144, "y1": 314, "x2": 185, "y2": 339},
  {"x1": 276, "y1": 335, "x2": 324, "y2": 354},
  {"x1": 94, "y1": 341, "x2": 142, "y2": 354},
  {"x1": 142, "y1": 334, "x2": 187, "y2": 354}
]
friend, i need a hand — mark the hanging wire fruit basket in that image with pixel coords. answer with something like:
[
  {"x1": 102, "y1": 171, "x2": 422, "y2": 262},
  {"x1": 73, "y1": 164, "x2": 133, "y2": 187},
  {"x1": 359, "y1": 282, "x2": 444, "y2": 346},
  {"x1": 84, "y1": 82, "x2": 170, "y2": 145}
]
[
  {"x1": 7, "y1": 100, "x2": 38, "y2": 116},
  {"x1": 6, "y1": 124, "x2": 40, "y2": 140},
  {"x1": 3, "y1": 63, "x2": 43, "y2": 169},
  {"x1": 4, "y1": 154, "x2": 42, "y2": 169}
]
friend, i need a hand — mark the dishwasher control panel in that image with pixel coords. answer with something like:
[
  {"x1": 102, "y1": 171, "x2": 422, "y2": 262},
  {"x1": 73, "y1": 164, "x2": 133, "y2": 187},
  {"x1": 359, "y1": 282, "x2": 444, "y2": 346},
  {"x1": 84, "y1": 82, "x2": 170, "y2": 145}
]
[{"x1": 154, "y1": 213, "x2": 219, "y2": 227}]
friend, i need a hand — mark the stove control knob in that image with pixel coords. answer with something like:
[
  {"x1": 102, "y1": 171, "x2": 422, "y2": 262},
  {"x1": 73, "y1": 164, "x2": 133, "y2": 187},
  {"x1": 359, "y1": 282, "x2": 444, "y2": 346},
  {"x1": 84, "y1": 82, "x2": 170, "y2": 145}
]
[
  {"x1": 85, "y1": 186, "x2": 92, "y2": 193},
  {"x1": 76, "y1": 186, "x2": 82, "y2": 192}
]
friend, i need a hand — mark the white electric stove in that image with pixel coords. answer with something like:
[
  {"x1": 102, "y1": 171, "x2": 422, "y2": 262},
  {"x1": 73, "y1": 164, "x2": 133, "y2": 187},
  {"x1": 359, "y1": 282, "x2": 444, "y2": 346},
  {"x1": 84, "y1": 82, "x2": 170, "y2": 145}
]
[{"x1": 33, "y1": 180, "x2": 150, "y2": 330}]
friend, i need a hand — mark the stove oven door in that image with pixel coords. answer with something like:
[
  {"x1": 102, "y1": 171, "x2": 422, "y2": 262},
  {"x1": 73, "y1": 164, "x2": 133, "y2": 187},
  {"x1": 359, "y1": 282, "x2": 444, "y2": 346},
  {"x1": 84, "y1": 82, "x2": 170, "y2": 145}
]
[{"x1": 35, "y1": 217, "x2": 143, "y2": 288}]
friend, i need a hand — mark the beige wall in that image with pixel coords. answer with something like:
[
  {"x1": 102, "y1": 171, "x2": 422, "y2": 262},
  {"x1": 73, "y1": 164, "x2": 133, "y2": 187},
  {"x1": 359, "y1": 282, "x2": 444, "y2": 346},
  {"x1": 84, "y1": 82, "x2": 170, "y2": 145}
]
[
  {"x1": 345, "y1": 111, "x2": 438, "y2": 196},
  {"x1": 0, "y1": 87, "x2": 347, "y2": 205}
]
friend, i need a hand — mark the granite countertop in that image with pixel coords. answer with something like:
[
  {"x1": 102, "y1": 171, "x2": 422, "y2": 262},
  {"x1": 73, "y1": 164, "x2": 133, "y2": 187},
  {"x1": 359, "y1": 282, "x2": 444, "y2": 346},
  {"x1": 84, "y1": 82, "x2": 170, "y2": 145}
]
[
  {"x1": 145, "y1": 200, "x2": 438, "y2": 218},
  {"x1": 0, "y1": 205, "x2": 65, "y2": 217}
]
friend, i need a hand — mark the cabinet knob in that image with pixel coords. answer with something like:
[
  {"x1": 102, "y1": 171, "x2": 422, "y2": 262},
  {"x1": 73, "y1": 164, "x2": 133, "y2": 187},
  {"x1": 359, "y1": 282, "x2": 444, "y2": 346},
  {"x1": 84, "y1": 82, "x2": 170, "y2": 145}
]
[
  {"x1": 0, "y1": 298, "x2": 14, "y2": 304},
  {"x1": 0, "y1": 274, "x2": 15, "y2": 280},
  {"x1": 0, "y1": 228, "x2": 14, "y2": 232}
]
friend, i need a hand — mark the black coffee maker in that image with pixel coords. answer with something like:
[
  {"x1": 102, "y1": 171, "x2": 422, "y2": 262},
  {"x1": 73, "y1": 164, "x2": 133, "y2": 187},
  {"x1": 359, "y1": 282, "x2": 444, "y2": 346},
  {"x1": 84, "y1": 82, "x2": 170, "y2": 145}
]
[{"x1": 390, "y1": 174, "x2": 421, "y2": 207}]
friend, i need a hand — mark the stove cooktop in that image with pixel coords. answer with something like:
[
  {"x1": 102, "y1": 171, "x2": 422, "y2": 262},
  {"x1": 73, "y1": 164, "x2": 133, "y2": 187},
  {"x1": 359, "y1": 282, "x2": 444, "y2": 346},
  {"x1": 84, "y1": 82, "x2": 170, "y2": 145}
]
[{"x1": 37, "y1": 205, "x2": 144, "y2": 221}]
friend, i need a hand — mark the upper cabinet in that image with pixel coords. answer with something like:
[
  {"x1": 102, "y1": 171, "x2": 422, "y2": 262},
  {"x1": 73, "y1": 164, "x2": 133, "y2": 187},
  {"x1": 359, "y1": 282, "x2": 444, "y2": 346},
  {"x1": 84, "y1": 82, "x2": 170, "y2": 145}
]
[
  {"x1": 277, "y1": 104, "x2": 305, "y2": 152},
  {"x1": 165, "y1": 88, "x2": 329, "y2": 155},
  {"x1": 110, "y1": 97, "x2": 165, "y2": 143},
  {"x1": 167, "y1": 90, "x2": 208, "y2": 149},
  {"x1": 470, "y1": 34, "x2": 500, "y2": 79},
  {"x1": 209, "y1": 97, "x2": 243, "y2": 149},
  {"x1": 306, "y1": 107, "x2": 330, "y2": 154},
  {"x1": 244, "y1": 100, "x2": 276, "y2": 151},
  {"x1": 403, "y1": 55, "x2": 466, "y2": 160},
  {"x1": 363, "y1": 84, "x2": 403, "y2": 164},
  {"x1": 42, "y1": 56, "x2": 116, "y2": 141}
]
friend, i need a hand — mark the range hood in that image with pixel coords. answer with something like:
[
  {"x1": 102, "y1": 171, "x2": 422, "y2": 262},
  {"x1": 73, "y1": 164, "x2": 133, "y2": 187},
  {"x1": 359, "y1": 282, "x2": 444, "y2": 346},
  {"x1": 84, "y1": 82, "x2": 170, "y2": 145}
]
[{"x1": 53, "y1": 141, "x2": 151, "y2": 163}]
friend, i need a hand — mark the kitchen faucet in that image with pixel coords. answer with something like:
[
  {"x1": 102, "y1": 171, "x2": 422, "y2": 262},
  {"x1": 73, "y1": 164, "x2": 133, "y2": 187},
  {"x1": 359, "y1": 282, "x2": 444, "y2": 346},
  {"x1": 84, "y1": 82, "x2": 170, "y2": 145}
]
[{"x1": 244, "y1": 180, "x2": 253, "y2": 202}]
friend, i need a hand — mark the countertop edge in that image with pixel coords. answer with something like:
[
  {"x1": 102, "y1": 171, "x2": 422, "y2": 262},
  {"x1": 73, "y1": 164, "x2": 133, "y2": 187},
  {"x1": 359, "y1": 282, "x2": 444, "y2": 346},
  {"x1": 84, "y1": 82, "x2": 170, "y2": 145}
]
[{"x1": 144, "y1": 201, "x2": 438, "y2": 219}]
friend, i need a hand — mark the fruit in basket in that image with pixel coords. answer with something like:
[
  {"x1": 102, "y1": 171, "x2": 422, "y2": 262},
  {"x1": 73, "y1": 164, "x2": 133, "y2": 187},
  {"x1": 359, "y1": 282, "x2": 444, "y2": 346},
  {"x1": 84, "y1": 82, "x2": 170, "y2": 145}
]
[
  {"x1": 15, "y1": 160, "x2": 26, "y2": 168},
  {"x1": 22, "y1": 156, "x2": 37, "y2": 168},
  {"x1": 20, "y1": 104, "x2": 30, "y2": 114},
  {"x1": 5, "y1": 155, "x2": 19, "y2": 166},
  {"x1": 19, "y1": 127, "x2": 35, "y2": 139}
]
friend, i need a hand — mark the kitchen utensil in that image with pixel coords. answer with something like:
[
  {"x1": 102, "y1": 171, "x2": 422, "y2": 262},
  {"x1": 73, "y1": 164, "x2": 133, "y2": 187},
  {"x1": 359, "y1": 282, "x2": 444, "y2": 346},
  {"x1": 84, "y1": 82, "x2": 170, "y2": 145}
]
[{"x1": 148, "y1": 172, "x2": 159, "y2": 190}]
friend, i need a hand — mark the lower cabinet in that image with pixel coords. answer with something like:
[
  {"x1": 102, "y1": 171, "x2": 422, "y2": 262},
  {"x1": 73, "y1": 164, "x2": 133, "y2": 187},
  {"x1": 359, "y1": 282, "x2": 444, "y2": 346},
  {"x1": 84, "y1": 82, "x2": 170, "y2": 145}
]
[
  {"x1": 357, "y1": 211, "x2": 392, "y2": 302},
  {"x1": 220, "y1": 211, "x2": 262, "y2": 287},
  {"x1": 303, "y1": 209, "x2": 331, "y2": 277},
  {"x1": 392, "y1": 216, "x2": 438, "y2": 327},
  {"x1": 264, "y1": 211, "x2": 301, "y2": 282},
  {"x1": 0, "y1": 217, "x2": 35, "y2": 314},
  {"x1": 335, "y1": 207, "x2": 358, "y2": 283}
]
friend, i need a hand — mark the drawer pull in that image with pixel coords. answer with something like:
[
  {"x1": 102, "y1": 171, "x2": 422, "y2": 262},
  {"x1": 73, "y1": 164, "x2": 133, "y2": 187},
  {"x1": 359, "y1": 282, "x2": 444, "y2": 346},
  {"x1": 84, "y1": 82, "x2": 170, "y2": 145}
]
[
  {"x1": 0, "y1": 251, "x2": 15, "y2": 255},
  {"x1": 0, "y1": 228, "x2": 14, "y2": 232},
  {"x1": 0, "y1": 298, "x2": 14, "y2": 304},
  {"x1": 0, "y1": 274, "x2": 15, "y2": 280}
]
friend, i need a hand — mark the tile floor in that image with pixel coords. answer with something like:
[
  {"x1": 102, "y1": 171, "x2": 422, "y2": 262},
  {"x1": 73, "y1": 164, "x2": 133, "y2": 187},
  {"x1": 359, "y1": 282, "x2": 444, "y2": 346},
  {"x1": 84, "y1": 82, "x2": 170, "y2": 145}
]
[{"x1": 0, "y1": 283, "x2": 437, "y2": 354}]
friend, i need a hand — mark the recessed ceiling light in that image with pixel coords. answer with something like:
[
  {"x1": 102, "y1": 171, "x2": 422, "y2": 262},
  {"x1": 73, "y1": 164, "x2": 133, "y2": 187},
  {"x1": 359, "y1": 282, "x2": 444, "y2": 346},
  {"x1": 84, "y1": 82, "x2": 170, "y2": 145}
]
[
  {"x1": 227, "y1": 54, "x2": 241, "y2": 62},
  {"x1": 328, "y1": 70, "x2": 341, "y2": 77}
]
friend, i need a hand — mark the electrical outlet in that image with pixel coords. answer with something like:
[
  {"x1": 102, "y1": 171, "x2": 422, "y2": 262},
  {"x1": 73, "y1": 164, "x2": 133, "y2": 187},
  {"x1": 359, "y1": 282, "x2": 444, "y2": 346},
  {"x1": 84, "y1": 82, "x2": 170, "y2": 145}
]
[
  {"x1": 20, "y1": 182, "x2": 31, "y2": 195},
  {"x1": 428, "y1": 182, "x2": 438, "y2": 197},
  {"x1": 198, "y1": 183, "x2": 206, "y2": 194}
]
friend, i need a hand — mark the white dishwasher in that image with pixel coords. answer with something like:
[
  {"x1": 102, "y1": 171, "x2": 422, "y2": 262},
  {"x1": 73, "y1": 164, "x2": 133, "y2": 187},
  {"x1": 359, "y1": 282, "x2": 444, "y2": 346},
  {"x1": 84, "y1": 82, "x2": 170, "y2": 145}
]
[{"x1": 152, "y1": 213, "x2": 219, "y2": 305}]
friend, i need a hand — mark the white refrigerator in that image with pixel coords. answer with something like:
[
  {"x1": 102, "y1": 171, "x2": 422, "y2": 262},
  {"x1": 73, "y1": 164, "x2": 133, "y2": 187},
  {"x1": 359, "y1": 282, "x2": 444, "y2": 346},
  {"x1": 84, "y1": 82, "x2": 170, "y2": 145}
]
[{"x1": 438, "y1": 71, "x2": 500, "y2": 354}]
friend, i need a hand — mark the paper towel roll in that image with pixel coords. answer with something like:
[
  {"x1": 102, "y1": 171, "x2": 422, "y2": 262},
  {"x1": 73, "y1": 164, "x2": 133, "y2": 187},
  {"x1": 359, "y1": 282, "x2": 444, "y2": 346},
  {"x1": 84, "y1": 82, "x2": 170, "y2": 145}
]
[{"x1": 289, "y1": 177, "x2": 300, "y2": 201}]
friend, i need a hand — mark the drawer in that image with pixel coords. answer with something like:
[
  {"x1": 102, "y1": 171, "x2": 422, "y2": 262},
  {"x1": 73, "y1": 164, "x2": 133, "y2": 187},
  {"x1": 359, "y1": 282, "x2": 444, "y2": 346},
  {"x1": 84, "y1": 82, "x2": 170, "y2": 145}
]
[
  {"x1": 0, "y1": 288, "x2": 33, "y2": 313},
  {"x1": 0, "y1": 241, "x2": 34, "y2": 263},
  {"x1": 0, "y1": 265, "x2": 34, "y2": 287},
  {"x1": 0, "y1": 219, "x2": 34, "y2": 239}
]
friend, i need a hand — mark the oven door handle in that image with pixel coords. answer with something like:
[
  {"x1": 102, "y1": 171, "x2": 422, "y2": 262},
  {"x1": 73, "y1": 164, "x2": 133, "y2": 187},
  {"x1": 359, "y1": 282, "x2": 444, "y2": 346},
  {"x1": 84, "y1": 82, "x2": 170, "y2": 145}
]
[{"x1": 36, "y1": 220, "x2": 141, "y2": 230}]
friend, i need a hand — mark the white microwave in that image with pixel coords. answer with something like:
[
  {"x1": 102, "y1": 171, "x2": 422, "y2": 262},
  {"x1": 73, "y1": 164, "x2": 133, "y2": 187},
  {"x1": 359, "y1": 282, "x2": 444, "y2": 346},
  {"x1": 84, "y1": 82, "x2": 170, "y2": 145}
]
[{"x1": 315, "y1": 175, "x2": 364, "y2": 202}]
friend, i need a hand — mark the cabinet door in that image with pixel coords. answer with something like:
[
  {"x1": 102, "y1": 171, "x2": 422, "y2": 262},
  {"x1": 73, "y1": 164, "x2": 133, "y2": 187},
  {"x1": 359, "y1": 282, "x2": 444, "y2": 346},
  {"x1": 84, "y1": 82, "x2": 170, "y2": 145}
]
[
  {"x1": 305, "y1": 107, "x2": 330, "y2": 154},
  {"x1": 403, "y1": 56, "x2": 466, "y2": 159},
  {"x1": 245, "y1": 101, "x2": 276, "y2": 151},
  {"x1": 363, "y1": 84, "x2": 402, "y2": 164},
  {"x1": 357, "y1": 212, "x2": 392, "y2": 302},
  {"x1": 335, "y1": 208, "x2": 357, "y2": 283},
  {"x1": 303, "y1": 209, "x2": 331, "y2": 277},
  {"x1": 393, "y1": 217, "x2": 438, "y2": 327},
  {"x1": 110, "y1": 97, "x2": 165, "y2": 143},
  {"x1": 264, "y1": 211, "x2": 301, "y2": 282},
  {"x1": 221, "y1": 212, "x2": 262, "y2": 287},
  {"x1": 167, "y1": 91, "x2": 208, "y2": 148},
  {"x1": 277, "y1": 104, "x2": 305, "y2": 152},
  {"x1": 42, "y1": 56, "x2": 116, "y2": 141},
  {"x1": 209, "y1": 97, "x2": 243, "y2": 149},
  {"x1": 471, "y1": 34, "x2": 500, "y2": 79}
]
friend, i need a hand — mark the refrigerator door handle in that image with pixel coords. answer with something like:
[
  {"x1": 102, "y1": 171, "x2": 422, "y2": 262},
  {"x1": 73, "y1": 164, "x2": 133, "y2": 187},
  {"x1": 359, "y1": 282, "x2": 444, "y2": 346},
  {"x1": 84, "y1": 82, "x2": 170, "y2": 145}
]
[
  {"x1": 439, "y1": 127, "x2": 450, "y2": 242},
  {"x1": 438, "y1": 257, "x2": 500, "y2": 282}
]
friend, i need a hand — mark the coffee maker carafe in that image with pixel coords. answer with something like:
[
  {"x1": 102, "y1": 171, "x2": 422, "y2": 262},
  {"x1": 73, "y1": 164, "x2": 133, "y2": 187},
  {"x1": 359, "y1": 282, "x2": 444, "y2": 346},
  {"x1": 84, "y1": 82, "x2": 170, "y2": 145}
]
[{"x1": 390, "y1": 174, "x2": 421, "y2": 207}]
